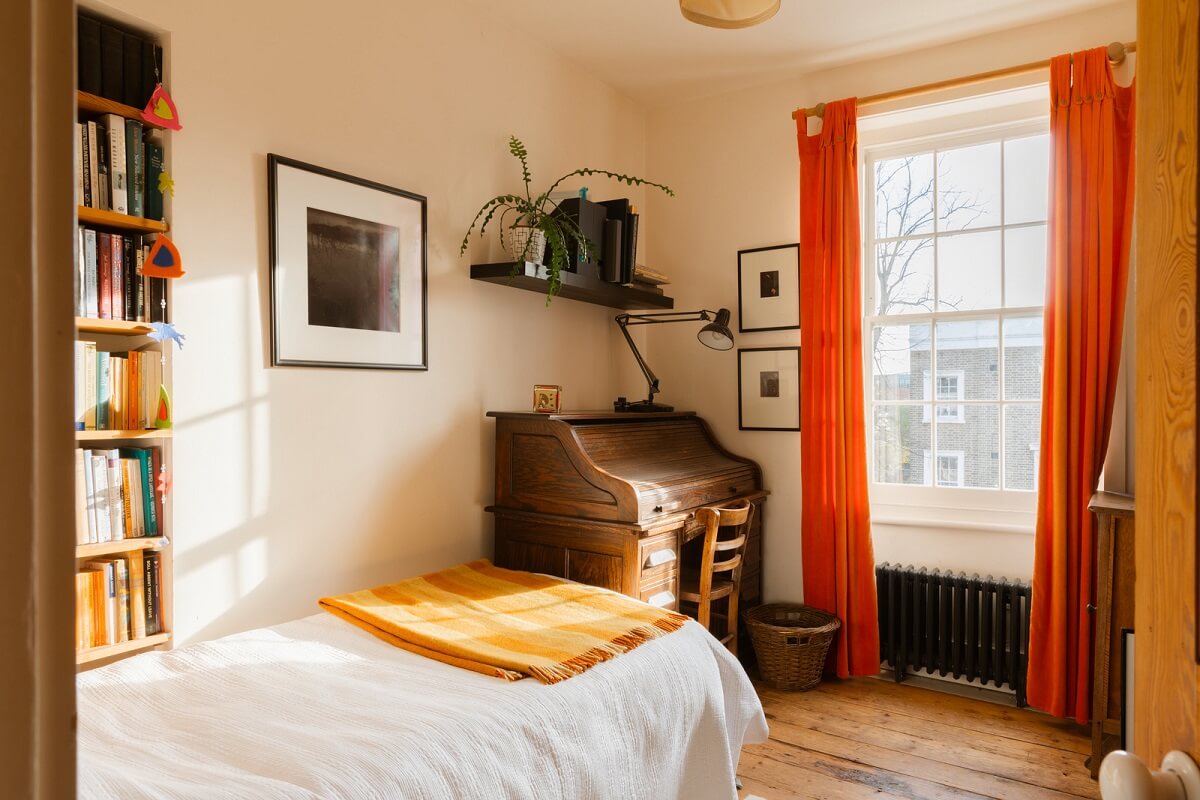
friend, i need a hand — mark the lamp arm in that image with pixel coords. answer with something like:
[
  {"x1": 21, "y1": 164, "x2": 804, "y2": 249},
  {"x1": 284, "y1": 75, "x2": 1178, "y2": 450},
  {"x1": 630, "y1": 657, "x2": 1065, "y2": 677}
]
[{"x1": 616, "y1": 314, "x2": 661, "y2": 403}]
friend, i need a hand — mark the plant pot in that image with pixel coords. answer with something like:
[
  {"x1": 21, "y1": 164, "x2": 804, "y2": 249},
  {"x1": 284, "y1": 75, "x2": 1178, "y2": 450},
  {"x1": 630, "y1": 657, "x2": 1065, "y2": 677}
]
[{"x1": 506, "y1": 226, "x2": 547, "y2": 265}]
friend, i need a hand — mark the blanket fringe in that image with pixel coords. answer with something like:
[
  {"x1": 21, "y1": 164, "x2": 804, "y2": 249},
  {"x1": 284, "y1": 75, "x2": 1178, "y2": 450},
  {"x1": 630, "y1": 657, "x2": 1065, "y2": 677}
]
[{"x1": 527, "y1": 614, "x2": 688, "y2": 685}]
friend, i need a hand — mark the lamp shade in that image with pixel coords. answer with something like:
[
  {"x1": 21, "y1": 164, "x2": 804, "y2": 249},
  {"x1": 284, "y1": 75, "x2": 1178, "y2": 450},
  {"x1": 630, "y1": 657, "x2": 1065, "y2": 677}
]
[
  {"x1": 697, "y1": 308, "x2": 735, "y2": 350},
  {"x1": 679, "y1": 0, "x2": 780, "y2": 29}
]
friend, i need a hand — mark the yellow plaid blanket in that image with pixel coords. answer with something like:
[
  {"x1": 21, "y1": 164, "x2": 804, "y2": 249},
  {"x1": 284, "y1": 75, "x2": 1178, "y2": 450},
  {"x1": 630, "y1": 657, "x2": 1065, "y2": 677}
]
[{"x1": 319, "y1": 560, "x2": 688, "y2": 684}]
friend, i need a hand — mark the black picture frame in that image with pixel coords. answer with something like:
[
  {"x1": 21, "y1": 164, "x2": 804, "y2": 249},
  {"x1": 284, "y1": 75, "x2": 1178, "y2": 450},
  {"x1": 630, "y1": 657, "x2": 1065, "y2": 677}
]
[
  {"x1": 738, "y1": 346, "x2": 801, "y2": 431},
  {"x1": 738, "y1": 243, "x2": 800, "y2": 333},
  {"x1": 267, "y1": 153, "x2": 428, "y2": 370}
]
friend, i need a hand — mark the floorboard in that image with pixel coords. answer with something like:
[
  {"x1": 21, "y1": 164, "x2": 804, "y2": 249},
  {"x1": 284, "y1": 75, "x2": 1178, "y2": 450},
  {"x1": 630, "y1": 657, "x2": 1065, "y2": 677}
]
[{"x1": 738, "y1": 678, "x2": 1098, "y2": 800}]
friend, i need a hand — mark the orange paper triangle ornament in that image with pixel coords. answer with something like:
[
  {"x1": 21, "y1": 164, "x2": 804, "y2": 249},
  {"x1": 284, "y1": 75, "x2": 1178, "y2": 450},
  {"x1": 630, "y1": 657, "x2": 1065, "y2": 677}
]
[
  {"x1": 142, "y1": 84, "x2": 182, "y2": 130},
  {"x1": 143, "y1": 236, "x2": 185, "y2": 278}
]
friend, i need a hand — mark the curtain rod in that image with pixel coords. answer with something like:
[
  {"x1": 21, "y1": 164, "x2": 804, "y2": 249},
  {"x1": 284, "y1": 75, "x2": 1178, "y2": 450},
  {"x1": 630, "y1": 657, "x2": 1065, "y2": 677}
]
[{"x1": 791, "y1": 40, "x2": 1136, "y2": 120}]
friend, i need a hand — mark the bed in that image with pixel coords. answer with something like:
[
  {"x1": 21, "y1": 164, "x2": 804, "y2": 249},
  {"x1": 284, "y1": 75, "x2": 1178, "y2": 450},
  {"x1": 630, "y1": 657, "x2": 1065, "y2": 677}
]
[{"x1": 78, "y1": 612, "x2": 768, "y2": 799}]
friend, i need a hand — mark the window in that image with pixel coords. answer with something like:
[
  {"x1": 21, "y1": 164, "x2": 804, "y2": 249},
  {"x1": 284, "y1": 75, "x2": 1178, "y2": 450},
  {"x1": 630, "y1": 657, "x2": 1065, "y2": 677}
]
[{"x1": 865, "y1": 121, "x2": 1047, "y2": 510}]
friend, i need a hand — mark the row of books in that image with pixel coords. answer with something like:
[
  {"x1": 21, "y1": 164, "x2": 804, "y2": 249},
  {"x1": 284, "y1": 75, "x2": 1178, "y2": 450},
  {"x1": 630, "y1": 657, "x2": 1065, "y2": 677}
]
[
  {"x1": 73, "y1": 344, "x2": 163, "y2": 431},
  {"x1": 75, "y1": 550, "x2": 164, "y2": 651},
  {"x1": 75, "y1": 227, "x2": 168, "y2": 323},
  {"x1": 75, "y1": 115, "x2": 165, "y2": 220},
  {"x1": 74, "y1": 447, "x2": 164, "y2": 545},
  {"x1": 77, "y1": 15, "x2": 163, "y2": 110}
]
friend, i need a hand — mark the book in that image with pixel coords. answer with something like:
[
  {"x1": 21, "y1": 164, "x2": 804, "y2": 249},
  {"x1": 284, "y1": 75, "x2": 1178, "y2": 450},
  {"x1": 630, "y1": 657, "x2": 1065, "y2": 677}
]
[
  {"x1": 125, "y1": 120, "x2": 144, "y2": 218},
  {"x1": 81, "y1": 123, "x2": 92, "y2": 207},
  {"x1": 77, "y1": 16, "x2": 103, "y2": 96},
  {"x1": 74, "y1": 342, "x2": 87, "y2": 430},
  {"x1": 75, "y1": 572, "x2": 95, "y2": 650},
  {"x1": 90, "y1": 453, "x2": 112, "y2": 542},
  {"x1": 120, "y1": 448, "x2": 153, "y2": 536},
  {"x1": 149, "y1": 447, "x2": 164, "y2": 532},
  {"x1": 105, "y1": 449, "x2": 125, "y2": 541},
  {"x1": 83, "y1": 228, "x2": 99, "y2": 317},
  {"x1": 122, "y1": 32, "x2": 142, "y2": 108},
  {"x1": 74, "y1": 124, "x2": 84, "y2": 207},
  {"x1": 144, "y1": 141, "x2": 164, "y2": 221},
  {"x1": 103, "y1": 114, "x2": 128, "y2": 214},
  {"x1": 96, "y1": 351, "x2": 111, "y2": 430},
  {"x1": 625, "y1": 208, "x2": 639, "y2": 285},
  {"x1": 83, "y1": 341, "x2": 97, "y2": 430},
  {"x1": 633, "y1": 264, "x2": 670, "y2": 285},
  {"x1": 96, "y1": 124, "x2": 110, "y2": 211},
  {"x1": 83, "y1": 449, "x2": 98, "y2": 540},
  {"x1": 75, "y1": 450, "x2": 89, "y2": 546},
  {"x1": 133, "y1": 236, "x2": 145, "y2": 321},
  {"x1": 97, "y1": 232, "x2": 111, "y2": 319},
  {"x1": 143, "y1": 551, "x2": 162, "y2": 635},
  {"x1": 99, "y1": 24, "x2": 124, "y2": 103},
  {"x1": 123, "y1": 235, "x2": 137, "y2": 321},
  {"x1": 87, "y1": 121, "x2": 100, "y2": 209},
  {"x1": 109, "y1": 233, "x2": 124, "y2": 321},
  {"x1": 141, "y1": 40, "x2": 159, "y2": 110},
  {"x1": 127, "y1": 550, "x2": 146, "y2": 640},
  {"x1": 120, "y1": 459, "x2": 136, "y2": 538},
  {"x1": 82, "y1": 560, "x2": 117, "y2": 645}
]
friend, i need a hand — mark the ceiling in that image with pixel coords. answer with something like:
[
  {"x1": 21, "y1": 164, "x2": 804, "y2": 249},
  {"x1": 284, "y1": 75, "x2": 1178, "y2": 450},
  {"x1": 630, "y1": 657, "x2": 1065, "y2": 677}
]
[{"x1": 478, "y1": 0, "x2": 1122, "y2": 106}]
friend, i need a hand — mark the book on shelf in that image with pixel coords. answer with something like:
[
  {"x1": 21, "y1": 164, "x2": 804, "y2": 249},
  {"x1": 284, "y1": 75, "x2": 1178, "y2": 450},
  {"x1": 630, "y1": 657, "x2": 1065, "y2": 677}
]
[
  {"x1": 76, "y1": 225, "x2": 166, "y2": 322},
  {"x1": 76, "y1": 550, "x2": 161, "y2": 650},
  {"x1": 81, "y1": 122, "x2": 93, "y2": 207},
  {"x1": 98, "y1": 23, "x2": 124, "y2": 103},
  {"x1": 125, "y1": 119, "x2": 145, "y2": 218},
  {"x1": 632, "y1": 264, "x2": 670, "y2": 286},
  {"x1": 73, "y1": 345, "x2": 163, "y2": 431},
  {"x1": 77, "y1": 15, "x2": 102, "y2": 96},
  {"x1": 75, "y1": 445, "x2": 161, "y2": 545},
  {"x1": 144, "y1": 141, "x2": 164, "y2": 221},
  {"x1": 103, "y1": 113, "x2": 128, "y2": 214},
  {"x1": 74, "y1": 124, "x2": 84, "y2": 206},
  {"x1": 76, "y1": 106, "x2": 162, "y2": 221},
  {"x1": 79, "y1": 15, "x2": 163, "y2": 109}
]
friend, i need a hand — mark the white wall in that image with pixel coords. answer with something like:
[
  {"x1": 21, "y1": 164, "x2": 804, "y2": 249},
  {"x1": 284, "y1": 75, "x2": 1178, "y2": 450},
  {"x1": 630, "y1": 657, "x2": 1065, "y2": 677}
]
[
  {"x1": 90, "y1": 0, "x2": 652, "y2": 644},
  {"x1": 643, "y1": 2, "x2": 1137, "y2": 600}
]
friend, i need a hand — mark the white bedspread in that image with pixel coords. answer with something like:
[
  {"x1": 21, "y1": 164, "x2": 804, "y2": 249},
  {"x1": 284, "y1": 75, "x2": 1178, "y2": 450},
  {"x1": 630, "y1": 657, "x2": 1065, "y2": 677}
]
[{"x1": 78, "y1": 613, "x2": 768, "y2": 799}]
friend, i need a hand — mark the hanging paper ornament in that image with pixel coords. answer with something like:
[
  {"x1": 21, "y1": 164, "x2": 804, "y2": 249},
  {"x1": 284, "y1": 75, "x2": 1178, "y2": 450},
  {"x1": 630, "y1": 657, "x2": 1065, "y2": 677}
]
[
  {"x1": 143, "y1": 235, "x2": 185, "y2": 279},
  {"x1": 142, "y1": 85, "x2": 182, "y2": 131},
  {"x1": 156, "y1": 469, "x2": 172, "y2": 497},
  {"x1": 154, "y1": 384, "x2": 173, "y2": 430},
  {"x1": 148, "y1": 321, "x2": 186, "y2": 350},
  {"x1": 158, "y1": 170, "x2": 176, "y2": 198}
]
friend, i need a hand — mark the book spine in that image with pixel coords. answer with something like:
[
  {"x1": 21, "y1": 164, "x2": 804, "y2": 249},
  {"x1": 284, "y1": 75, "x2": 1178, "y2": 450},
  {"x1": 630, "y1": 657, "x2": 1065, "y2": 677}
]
[
  {"x1": 143, "y1": 552, "x2": 160, "y2": 636},
  {"x1": 149, "y1": 447, "x2": 164, "y2": 535},
  {"x1": 127, "y1": 550, "x2": 146, "y2": 639},
  {"x1": 76, "y1": 227, "x2": 84, "y2": 316},
  {"x1": 144, "y1": 142, "x2": 164, "y2": 222},
  {"x1": 104, "y1": 114, "x2": 128, "y2": 214},
  {"x1": 84, "y1": 342, "x2": 97, "y2": 430},
  {"x1": 77, "y1": 16, "x2": 103, "y2": 96},
  {"x1": 122, "y1": 32, "x2": 142, "y2": 108},
  {"x1": 97, "y1": 232, "x2": 111, "y2": 319},
  {"x1": 86, "y1": 121, "x2": 99, "y2": 209},
  {"x1": 99, "y1": 24, "x2": 124, "y2": 102},
  {"x1": 110, "y1": 233, "x2": 124, "y2": 321},
  {"x1": 83, "y1": 229, "x2": 99, "y2": 317},
  {"x1": 82, "y1": 449, "x2": 97, "y2": 543},
  {"x1": 90, "y1": 454, "x2": 111, "y2": 542},
  {"x1": 134, "y1": 235, "x2": 145, "y2": 321},
  {"x1": 125, "y1": 120, "x2": 144, "y2": 218},
  {"x1": 106, "y1": 448, "x2": 124, "y2": 540},
  {"x1": 603, "y1": 219, "x2": 623, "y2": 283},
  {"x1": 116, "y1": 558, "x2": 130, "y2": 643},
  {"x1": 96, "y1": 125, "x2": 110, "y2": 211},
  {"x1": 75, "y1": 450, "x2": 89, "y2": 546},
  {"x1": 81, "y1": 124, "x2": 92, "y2": 208},
  {"x1": 73, "y1": 342, "x2": 86, "y2": 430},
  {"x1": 75, "y1": 124, "x2": 84, "y2": 207},
  {"x1": 96, "y1": 351, "x2": 110, "y2": 430},
  {"x1": 123, "y1": 236, "x2": 136, "y2": 322},
  {"x1": 624, "y1": 211, "x2": 639, "y2": 285},
  {"x1": 141, "y1": 449, "x2": 157, "y2": 536},
  {"x1": 121, "y1": 460, "x2": 135, "y2": 539}
]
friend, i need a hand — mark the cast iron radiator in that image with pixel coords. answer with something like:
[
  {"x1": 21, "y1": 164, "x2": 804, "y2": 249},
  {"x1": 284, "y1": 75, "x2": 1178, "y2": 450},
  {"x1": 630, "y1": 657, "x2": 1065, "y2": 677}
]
[{"x1": 875, "y1": 562, "x2": 1032, "y2": 707}]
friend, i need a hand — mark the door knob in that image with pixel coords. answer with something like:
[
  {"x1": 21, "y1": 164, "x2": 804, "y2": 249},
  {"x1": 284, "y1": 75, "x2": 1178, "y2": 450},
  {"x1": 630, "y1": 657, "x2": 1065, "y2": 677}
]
[{"x1": 1099, "y1": 750, "x2": 1200, "y2": 799}]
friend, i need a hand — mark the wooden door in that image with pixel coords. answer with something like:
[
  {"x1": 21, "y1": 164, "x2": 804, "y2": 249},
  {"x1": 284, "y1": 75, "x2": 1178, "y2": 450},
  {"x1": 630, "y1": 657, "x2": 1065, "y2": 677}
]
[{"x1": 1134, "y1": 0, "x2": 1199, "y2": 765}]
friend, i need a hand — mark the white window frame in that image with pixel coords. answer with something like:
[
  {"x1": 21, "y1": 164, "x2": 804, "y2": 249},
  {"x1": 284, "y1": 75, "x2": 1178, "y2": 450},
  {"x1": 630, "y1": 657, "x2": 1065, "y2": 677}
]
[
  {"x1": 863, "y1": 119, "x2": 1048, "y2": 531},
  {"x1": 923, "y1": 450, "x2": 966, "y2": 488}
]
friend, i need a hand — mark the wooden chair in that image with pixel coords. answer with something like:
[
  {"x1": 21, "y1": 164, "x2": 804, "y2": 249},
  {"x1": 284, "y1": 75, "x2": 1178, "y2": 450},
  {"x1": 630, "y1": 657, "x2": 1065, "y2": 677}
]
[{"x1": 679, "y1": 499, "x2": 754, "y2": 655}]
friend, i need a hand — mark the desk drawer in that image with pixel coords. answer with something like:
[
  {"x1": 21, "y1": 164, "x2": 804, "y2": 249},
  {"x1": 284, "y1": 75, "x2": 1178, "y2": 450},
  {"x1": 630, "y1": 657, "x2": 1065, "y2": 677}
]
[
  {"x1": 638, "y1": 468, "x2": 757, "y2": 519},
  {"x1": 639, "y1": 573, "x2": 679, "y2": 611},
  {"x1": 639, "y1": 530, "x2": 680, "y2": 582}
]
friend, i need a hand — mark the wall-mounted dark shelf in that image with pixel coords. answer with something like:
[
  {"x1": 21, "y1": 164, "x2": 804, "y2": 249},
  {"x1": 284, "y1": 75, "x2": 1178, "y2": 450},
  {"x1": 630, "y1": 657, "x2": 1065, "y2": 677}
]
[{"x1": 470, "y1": 262, "x2": 674, "y2": 310}]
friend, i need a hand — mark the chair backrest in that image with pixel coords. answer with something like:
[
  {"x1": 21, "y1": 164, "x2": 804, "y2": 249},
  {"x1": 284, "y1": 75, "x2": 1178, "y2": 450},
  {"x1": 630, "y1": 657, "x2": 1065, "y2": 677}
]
[{"x1": 694, "y1": 499, "x2": 754, "y2": 603}]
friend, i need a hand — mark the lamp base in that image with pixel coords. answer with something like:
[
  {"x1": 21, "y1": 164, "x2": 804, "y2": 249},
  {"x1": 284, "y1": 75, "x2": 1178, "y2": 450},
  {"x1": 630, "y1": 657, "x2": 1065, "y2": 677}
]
[{"x1": 613, "y1": 397, "x2": 675, "y2": 413}]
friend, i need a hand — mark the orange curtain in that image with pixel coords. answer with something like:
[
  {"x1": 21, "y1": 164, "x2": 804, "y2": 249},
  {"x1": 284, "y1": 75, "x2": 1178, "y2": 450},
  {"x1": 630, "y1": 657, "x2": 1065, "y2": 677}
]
[
  {"x1": 796, "y1": 98, "x2": 879, "y2": 678},
  {"x1": 1027, "y1": 48, "x2": 1135, "y2": 723}
]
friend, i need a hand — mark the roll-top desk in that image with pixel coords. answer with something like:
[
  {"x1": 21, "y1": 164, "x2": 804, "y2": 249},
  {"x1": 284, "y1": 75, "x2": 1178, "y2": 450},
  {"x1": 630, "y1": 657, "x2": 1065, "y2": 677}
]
[{"x1": 486, "y1": 411, "x2": 767, "y2": 614}]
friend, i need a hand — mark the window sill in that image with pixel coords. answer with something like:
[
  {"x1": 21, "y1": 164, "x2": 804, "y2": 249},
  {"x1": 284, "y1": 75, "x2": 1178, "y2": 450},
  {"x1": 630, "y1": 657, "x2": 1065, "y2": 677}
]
[{"x1": 871, "y1": 515, "x2": 1035, "y2": 536}]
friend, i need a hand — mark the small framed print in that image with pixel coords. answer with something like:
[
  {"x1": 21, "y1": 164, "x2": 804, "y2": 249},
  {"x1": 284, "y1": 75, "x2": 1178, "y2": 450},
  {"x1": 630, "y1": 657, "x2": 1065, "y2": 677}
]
[
  {"x1": 533, "y1": 384, "x2": 563, "y2": 413},
  {"x1": 268, "y1": 154, "x2": 428, "y2": 370},
  {"x1": 738, "y1": 347, "x2": 800, "y2": 431},
  {"x1": 738, "y1": 243, "x2": 799, "y2": 333}
]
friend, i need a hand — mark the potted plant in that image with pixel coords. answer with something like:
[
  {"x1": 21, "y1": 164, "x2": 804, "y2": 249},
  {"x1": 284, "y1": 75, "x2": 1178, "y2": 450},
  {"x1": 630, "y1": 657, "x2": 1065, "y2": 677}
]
[{"x1": 461, "y1": 136, "x2": 674, "y2": 302}]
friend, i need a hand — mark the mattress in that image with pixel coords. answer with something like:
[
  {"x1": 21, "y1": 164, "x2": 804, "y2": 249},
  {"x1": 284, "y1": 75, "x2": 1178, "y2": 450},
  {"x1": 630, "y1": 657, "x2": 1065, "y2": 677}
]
[{"x1": 78, "y1": 613, "x2": 768, "y2": 799}]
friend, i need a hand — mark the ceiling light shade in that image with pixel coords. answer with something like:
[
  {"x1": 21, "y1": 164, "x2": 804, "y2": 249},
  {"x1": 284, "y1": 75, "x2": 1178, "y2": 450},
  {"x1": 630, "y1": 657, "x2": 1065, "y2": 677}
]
[{"x1": 679, "y1": 0, "x2": 780, "y2": 29}]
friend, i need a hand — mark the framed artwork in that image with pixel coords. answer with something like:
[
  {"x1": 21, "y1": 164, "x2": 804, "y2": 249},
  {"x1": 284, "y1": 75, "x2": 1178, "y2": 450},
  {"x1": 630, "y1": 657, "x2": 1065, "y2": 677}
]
[
  {"x1": 738, "y1": 346, "x2": 800, "y2": 431},
  {"x1": 738, "y1": 243, "x2": 799, "y2": 333},
  {"x1": 268, "y1": 154, "x2": 427, "y2": 369}
]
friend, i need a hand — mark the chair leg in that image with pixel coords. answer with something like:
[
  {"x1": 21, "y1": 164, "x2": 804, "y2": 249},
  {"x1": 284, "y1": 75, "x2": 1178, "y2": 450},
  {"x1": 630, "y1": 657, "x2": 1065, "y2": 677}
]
[{"x1": 727, "y1": 592, "x2": 739, "y2": 657}]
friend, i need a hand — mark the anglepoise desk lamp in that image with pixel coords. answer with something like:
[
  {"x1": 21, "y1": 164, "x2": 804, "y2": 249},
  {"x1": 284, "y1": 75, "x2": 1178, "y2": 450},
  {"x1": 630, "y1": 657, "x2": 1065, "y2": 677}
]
[{"x1": 613, "y1": 308, "x2": 734, "y2": 412}]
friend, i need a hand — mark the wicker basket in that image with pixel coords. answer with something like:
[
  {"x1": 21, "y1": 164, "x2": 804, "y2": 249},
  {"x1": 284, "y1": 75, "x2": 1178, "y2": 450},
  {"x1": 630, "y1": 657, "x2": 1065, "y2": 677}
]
[{"x1": 744, "y1": 603, "x2": 841, "y2": 691}]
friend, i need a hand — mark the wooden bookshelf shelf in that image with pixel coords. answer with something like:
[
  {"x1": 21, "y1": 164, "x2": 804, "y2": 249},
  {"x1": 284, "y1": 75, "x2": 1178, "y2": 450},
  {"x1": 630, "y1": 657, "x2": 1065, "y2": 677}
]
[
  {"x1": 78, "y1": 206, "x2": 168, "y2": 234},
  {"x1": 76, "y1": 429, "x2": 171, "y2": 441},
  {"x1": 470, "y1": 262, "x2": 675, "y2": 310},
  {"x1": 77, "y1": 90, "x2": 167, "y2": 130},
  {"x1": 75, "y1": 317, "x2": 154, "y2": 336},
  {"x1": 77, "y1": 632, "x2": 171, "y2": 666},
  {"x1": 76, "y1": 537, "x2": 167, "y2": 560}
]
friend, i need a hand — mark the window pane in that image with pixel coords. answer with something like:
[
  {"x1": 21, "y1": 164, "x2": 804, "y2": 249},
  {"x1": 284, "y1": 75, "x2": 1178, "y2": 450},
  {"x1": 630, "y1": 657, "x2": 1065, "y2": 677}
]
[
  {"x1": 936, "y1": 318, "x2": 998, "y2": 400},
  {"x1": 937, "y1": 142, "x2": 1001, "y2": 231},
  {"x1": 874, "y1": 239, "x2": 934, "y2": 315},
  {"x1": 936, "y1": 404, "x2": 999, "y2": 489},
  {"x1": 1004, "y1": 404, "x2": 1042, "y2": 490},
  {"x1": 874, "y1": 405, "x2": 930, "y2": 485},
  {"x1": 1003, "y1": 315, "x2": 1044, "y2": 400},
  {"x1": 1004, "y1": 224, "x2": 1047, "y2": 307},
  {"x1": 1004, "y1": 134, "x2": 1050, "y2": 224},
  {"x1": 872, "y1": 322, "x2": 931, "y2": 401},
  {"x1": 938, "y1": 231, "x2": 1001, "y2": 311},
  {"x1": 874, "y1": 154, "x2": 934, "y2": 239}
]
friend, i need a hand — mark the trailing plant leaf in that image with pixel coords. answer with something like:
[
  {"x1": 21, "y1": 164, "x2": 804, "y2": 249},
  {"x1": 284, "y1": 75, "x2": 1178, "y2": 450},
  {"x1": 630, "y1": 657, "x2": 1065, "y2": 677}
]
[{"x1": 509, "y1": 136, "x2": 533, "y2": 200}]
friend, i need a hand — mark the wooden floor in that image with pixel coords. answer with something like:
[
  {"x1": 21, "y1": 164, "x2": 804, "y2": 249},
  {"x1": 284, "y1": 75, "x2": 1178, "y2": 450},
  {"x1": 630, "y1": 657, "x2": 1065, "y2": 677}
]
[{"x1": 737, "y1": 677, "x2": 1098, "y2": 800}]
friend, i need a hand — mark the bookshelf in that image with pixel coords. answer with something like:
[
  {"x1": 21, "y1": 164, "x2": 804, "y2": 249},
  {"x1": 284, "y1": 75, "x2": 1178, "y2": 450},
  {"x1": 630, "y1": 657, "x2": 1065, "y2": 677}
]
[
  {"x1": 471, "y1": 261, "x2": 675, "y2": 310},
  {"x1": 74, "y1": 14, "x2": 174, "y2": 669}
]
